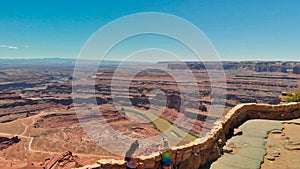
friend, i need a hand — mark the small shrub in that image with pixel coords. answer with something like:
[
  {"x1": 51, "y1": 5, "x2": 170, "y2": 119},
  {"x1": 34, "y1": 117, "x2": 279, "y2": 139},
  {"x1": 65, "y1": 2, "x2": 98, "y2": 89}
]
[{"x1": 287, "y1": 88, "x2": 300, "y2": 102}]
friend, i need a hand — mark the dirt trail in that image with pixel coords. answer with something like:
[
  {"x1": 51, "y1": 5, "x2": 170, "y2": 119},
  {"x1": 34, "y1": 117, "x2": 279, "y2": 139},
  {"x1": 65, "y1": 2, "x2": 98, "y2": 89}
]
[{"x1": 0, "y1": 112, "x2": 119, "y2": 159}]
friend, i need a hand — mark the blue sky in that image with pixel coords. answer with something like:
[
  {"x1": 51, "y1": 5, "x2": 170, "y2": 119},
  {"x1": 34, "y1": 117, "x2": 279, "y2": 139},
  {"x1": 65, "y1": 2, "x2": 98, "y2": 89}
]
[{"x1": 0, "y1": 0, "x2": 299, "y2": 61}]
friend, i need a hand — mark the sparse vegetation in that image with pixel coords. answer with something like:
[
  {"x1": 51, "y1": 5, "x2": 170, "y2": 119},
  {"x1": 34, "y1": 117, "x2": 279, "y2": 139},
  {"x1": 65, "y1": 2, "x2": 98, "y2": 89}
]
[{"x1": 287, "y1": 88, "x2": 300, "y2": 102}]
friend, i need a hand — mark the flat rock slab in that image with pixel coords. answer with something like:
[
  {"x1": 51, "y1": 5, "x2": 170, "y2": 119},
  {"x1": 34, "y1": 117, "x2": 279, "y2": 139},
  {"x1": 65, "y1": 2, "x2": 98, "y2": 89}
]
[
  {"x1": 261, "y1": 120, "x2": 300, "y2": 169},
  {"x1": 209, "y1": 161, "x2": 242, "y2": 169},
  {"x1": 237, "y1": 147, "x2": 266, "y2": 161},
  {"x1": 240, "y1": 120, "x2": 284, "y2": 138},
  {"x1": 211, "y1": 153, "x2": 261, "y2": 169},
  {"x1": 210, "y1": 119, "x2": 283, "y2": 169},
  {"x1": 227, "y1": 136, "x2": 265, "y2": 148}
]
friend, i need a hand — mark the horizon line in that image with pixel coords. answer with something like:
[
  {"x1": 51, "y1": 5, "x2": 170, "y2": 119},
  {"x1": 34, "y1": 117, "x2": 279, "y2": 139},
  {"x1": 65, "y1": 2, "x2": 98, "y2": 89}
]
[{"x1": 0, "y1": 57, "x2": 300, "y2": 62}]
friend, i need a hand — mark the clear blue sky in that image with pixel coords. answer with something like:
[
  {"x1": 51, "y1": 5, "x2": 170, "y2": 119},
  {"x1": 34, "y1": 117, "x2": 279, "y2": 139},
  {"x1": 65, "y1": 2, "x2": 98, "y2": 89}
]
[{"x1": 0, "y1": 0, "x2": 299, "y2": 61}]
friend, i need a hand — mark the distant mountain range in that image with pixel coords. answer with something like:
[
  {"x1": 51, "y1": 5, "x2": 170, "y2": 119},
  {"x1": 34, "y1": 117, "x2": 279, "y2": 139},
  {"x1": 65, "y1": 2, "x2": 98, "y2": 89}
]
[
  {"x1": 1, "y1": 58, "x2": 300, "y2": 74},
  {"x1": 0, "y1": 58, "x2": 154, "y2": 65}
]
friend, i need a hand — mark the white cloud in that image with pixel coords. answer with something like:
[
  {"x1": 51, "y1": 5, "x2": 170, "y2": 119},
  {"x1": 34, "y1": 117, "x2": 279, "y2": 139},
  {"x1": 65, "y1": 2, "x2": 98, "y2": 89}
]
[{"x1": 0, "y1": 44, "x2": 18, "y2": 49}]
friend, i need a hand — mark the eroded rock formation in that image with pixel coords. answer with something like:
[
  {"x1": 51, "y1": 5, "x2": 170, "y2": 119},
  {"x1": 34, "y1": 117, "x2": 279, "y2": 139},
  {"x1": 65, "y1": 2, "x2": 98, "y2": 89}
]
[
  {"x1": 43, "y1": 151, "x2": 81, "y2": 169},
  {"x1": 0, "y1": 136, "x2": 20, "y2": 151}
]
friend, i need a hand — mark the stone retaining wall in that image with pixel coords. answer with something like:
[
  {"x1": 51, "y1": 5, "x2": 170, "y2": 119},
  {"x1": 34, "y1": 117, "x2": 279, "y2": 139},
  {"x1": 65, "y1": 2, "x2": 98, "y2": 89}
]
[{"x1": 78, "y1": 102, "x2": 300, "y2": 169}]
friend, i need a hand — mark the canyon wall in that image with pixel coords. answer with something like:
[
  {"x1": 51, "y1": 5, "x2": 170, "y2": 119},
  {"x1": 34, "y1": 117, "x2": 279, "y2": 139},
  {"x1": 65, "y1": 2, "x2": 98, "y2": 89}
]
[
  {"x1": 167, "y1": 61, "x2": 300, "y2": 74},
  {"x1": 78, "y1": 102, "x2": 300, "y2": 169}
]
